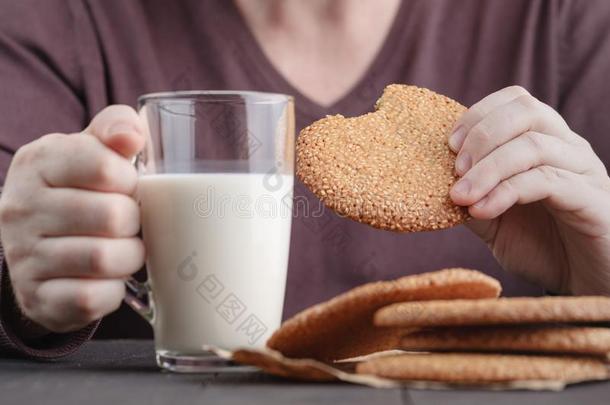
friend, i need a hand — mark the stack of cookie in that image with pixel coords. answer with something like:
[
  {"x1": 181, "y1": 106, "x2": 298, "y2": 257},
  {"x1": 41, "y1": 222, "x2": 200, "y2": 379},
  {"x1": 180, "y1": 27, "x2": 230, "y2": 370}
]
[
  {"x1": 360, "y1": 296, "x2": 610, "y2": 384},
  {"x1": 266, "y1": 268, "x2": 502, "y2": 362},
  {"x1": 262, "y1": 268, "x2": 610, "y2": 386}
]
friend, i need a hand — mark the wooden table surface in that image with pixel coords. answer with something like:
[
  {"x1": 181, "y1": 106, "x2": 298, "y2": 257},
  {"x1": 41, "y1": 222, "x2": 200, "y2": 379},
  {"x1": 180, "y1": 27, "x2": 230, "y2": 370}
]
[{"x1": 1, "y1": 340, "x2": 608, "y2": 404}]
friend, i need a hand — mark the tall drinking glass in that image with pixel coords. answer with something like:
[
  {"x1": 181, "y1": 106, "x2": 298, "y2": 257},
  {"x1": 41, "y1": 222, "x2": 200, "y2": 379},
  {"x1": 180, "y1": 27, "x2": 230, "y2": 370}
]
[{"x1": 126, "y1": 91, "x2": 294, "y2": 372}]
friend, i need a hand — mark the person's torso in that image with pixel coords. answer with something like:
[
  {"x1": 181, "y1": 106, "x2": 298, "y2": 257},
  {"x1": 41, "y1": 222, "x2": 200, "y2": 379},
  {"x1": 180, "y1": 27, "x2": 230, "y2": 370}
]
[{"x1": 81, "y1": 0, "x2": 576, "y2": 337}]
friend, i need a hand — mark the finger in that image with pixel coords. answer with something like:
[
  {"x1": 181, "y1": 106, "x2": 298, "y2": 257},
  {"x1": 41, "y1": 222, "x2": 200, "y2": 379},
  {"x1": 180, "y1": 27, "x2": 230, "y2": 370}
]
[
  {"x1": 467, "y1": 166, "x2": 609, "y2": 236},
  {"x1": 34, "y1": 278, "x2": 125, "y2": 333},
  {"x1": 85, "y1": 105, "x2": 145, "y2": 158},
  {"x1": 455, "y1": 95, "x2": 574, "y2": 175},
  {"x1": 39, "y1": 133, "x2": 138, "y2": 194},
  {"x1": 37, "y1": 188, "x2": 140, "y2": 237},
  {"x1": 29, "y1": 237, "x2": 144, "y2": 280},
  {"x1": 449, "y1": 85, "x2": 529, "y2": 151},
  {"x1": 450, "y1": 132, "x2": 590, "y2": 206}
]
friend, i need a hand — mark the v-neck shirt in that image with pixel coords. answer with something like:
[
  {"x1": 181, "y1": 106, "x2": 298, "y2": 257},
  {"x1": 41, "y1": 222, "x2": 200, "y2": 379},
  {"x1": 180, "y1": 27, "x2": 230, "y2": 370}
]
[{"x1": 0, "y1": 0, "x2": 609, "y2": 356}]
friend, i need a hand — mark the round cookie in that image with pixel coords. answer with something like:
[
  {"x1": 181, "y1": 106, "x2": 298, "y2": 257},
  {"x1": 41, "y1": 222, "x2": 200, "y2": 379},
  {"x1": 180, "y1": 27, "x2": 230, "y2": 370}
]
[
  {"x1": 399, "y1": 326, "x2": 610, "y2": 357},
  {"x1": 356, "y1": 352, "x2": 610, "y2": 383},
  {"x1": 297, "y1": 84, "x2": 468, "y2": 232},
  {"x1": 374, "y1": 296, "x2": 610, "y2": 327},
  {"x1": 266, "y1": 268, "x2": 501, "y2": 362}
]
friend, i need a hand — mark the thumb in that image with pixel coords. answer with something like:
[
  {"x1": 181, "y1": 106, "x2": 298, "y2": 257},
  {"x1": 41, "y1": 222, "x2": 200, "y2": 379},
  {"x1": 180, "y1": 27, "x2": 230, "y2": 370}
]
[{"x1": 84, "y1": 105, "x2": 145, "y2": 158}]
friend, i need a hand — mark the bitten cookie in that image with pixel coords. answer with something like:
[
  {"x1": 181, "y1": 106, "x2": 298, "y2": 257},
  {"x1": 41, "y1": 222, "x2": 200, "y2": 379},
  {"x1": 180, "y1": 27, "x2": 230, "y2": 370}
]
[
  {"x1": 266, "y1": 268, "x2": 501, "y2": 362},
  {"x1": 297, "y1": 84, "x2": 468, "y2": 232}
]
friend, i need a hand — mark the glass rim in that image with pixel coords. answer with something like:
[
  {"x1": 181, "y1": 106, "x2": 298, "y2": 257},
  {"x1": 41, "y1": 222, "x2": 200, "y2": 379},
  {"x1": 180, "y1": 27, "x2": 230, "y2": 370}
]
[{"x1": 138, "y1": 90, "x2": 293, "y2": 106}]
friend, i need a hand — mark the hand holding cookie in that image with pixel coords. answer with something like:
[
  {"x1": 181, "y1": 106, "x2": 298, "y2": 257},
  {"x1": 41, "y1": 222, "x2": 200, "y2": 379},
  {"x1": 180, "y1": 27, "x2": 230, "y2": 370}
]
[{"x1": 448, "y1": 86, "x2": 610, "y2": 296}]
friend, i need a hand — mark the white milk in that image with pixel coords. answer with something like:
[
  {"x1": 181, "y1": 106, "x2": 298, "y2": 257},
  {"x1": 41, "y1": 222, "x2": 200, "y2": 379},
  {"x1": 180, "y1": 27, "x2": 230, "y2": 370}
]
[{"x1": 138, "y1": 173, "x2": 293, "y2": 353}]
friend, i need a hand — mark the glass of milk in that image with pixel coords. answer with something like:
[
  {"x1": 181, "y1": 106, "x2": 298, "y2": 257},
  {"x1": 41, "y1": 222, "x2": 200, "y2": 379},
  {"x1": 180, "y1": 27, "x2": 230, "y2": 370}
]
[{"x1": 126, "y1": 91, "x2": 294, "y2": 372}]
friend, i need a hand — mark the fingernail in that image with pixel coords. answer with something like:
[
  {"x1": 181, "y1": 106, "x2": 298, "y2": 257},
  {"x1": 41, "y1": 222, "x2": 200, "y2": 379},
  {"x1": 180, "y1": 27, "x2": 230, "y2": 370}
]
[
  {"x1": 455, "y1": 152, "x2": 472, "y2": 175},
  {"x1": 107, "y1": 123, "x2": 140, "y2": 138},
  {"x1": 473, "y1": 196, "x2": 488, "y2": 209},
  {"x1": 448, "y1": 125, "x2": 466, "y2": 152},
  {"x1": 452, "y1": 178, "x2": 471, "y2": 196}
]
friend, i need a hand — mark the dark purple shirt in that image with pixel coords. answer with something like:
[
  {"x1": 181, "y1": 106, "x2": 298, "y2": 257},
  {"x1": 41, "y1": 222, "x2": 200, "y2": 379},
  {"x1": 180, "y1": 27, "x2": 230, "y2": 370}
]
[{"x1": 1, "y1": 0, "x2": 609, "y2": 358}]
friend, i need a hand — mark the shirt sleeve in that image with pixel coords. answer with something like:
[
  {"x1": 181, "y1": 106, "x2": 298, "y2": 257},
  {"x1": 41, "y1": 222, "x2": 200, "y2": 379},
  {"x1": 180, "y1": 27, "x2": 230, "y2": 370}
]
[
  {"x1": 0, "y1": 0, "x2": 100, "y2": 359},
  {"x1": 557, "y1": 0, "x2": 610, "y2": 168}
]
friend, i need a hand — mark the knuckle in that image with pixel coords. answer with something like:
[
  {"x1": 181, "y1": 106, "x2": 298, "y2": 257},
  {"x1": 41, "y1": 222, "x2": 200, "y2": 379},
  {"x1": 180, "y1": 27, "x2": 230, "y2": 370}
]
[
  {"x1": 469, "y1": 121, "x2": 493, "y2": 144},
  {"x1": 516, "y1": 94, "x2": 539, "y2": 110},
  {"x1": 486, "y1": 153, "x2": 504, "y2": 175},
  {"x1": 108, "y1": 284, "x2": 125, "y2": 312},
  {"x1": 71, "y1": 132, "x2": 97, "y2": 148},
  {"x1": 40, "y1": 132, "x2": 66, "y2": 144},
  {"x1": 12, "y1": 279, "x2": 41, "y2": 321},
  {"x1": 101, "y1": 201, "x2": 124, "y2": 236},
  {"x1": 92, "y1": 155, "x2": 117, "y2": 186},
  {"x1": 492, "y1": 178, "x2": 520, "y2": 208},
  {"x1": 16, "y1": 133, "x2": 66, "y2": 165},
  {"x1": 18, "y1": 299, "x2": 38, "y2": 321},
  {"x1": 571, "y1": 131, "x2": 592, "y2": 149},
  {"x1": 602, "y1": 177, "x2": 610, "y2": 193},
  {"x1": 133, "y1": 238, "x2": 146, "y2": 263},
  {"x1": 12, "y1": 142, "x2": 39, "y2": 167},
  {"x1": 47, "y1": 240, "x2": 77, "y2": 271},
  {"x1": 465, "y1": 104, "x2": 486, "y2": 124},
  {"x1": 506, "y1": 85, "x2": 530, "y2": 97},
  {"x1": 3, "y1": 243, "x2": 29, "y2": 264},
  {"x1": 89, "y1": 243, "x2": 111, "y2": 276},
  {"x1": 101, "y1": 197, "x2": 137, "y2": 236},
  {"x1": 566, "y1": 135, "x2": 606, "y2": 174},
  {"x1": 117, "y1": 164, "x2": 139, "y2": 194},
  {"x1": 497, "y1": 103, "x2": 521, "y2": 128},
  {"x1": 62, "y1": 195, "x2": 89, "y2": 219},
  {"x1": 523, "y1": 131, "x2": 546, "y2": 155},
  {"x1": 536, "y1": 165, "x2": 562, "y2": 183},
  {"x1": 74, "y1": 285, "x2": 99, "y2": 321},
  {"x1": 498, "y1": 177, "x2": 517, "y2": 196},
  {"x1": 13, "y1": 283, "x2": 36, "y2": 314},
  {"x1": 0, "y1": 198, "x2": 34, "y2": 225},
  {"x1": 0, "y1": 201, "x2": 16, "y2": 225},
  {"x1": 579, "y1": 134, "x2": 591, "y2": 147}
]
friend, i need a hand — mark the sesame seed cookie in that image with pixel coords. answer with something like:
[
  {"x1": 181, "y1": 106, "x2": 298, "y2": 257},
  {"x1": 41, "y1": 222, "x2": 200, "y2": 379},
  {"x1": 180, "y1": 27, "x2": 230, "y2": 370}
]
[
  {"x1": 374, "y1": 296, "x2": 610, "y2": 327},
  {"x1": 266, "y1": 268, "x2": 501, "y2": 362},
  {"x1": 297, "y1": 84, "x2": 468, "y2": 232},
  {"x1": 356, "y1": 352, "x2": 610, "y2": 383},
  {"x1": 399, "y1": 326, "x2": 610, "y2": 357}
]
